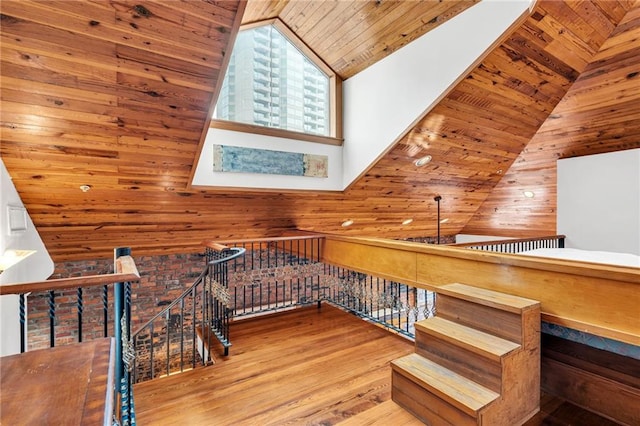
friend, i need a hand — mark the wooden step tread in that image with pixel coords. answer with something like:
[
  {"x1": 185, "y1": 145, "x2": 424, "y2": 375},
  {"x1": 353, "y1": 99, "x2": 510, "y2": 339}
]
[
  {"x1": 391, "y1": 353, "x2": 499, "y2": 417},
  {"x1": 438, "y1": 283, "x2": 540, "y2": 314},
  {"x1": 416, "y1": 317, "x2": 520, "y2": 361},
  {"x1": 337, "y1": 400, "x2": 424, "y2": 425}
]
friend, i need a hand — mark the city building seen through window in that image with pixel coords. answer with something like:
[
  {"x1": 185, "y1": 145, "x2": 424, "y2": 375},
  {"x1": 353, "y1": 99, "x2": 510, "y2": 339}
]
[{"x1": 215, "y1": 22, "x2": 331, "y2": 137}]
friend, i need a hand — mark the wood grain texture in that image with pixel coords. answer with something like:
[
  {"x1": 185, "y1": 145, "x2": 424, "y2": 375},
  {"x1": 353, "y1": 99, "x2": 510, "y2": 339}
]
[
  {"x1": 0, "y1": 255, "x2": 138, "y2": 295},
  {"x1": 463, "y1": 1, "x2": 640, "y2": 236},
  {"x1": 393, "y1": 285, "x2": 541, "y2": 425},
  {"x1": 0, "y1": 338, "x2": 115, "y2": 426},
  {"x1": 540, "y1": 335, "x2": 639, "y2": 426},
  {"x1": 242, "y1": 0, "x2": 479, "y2": 80},
  {"x1": 134, "y1": 304, "x2": 416, "y2": 425},
  {"x1": 135, "y1": 302, "x2": 618, "y2": 426},
  {"x1": 1, "y1": 1, "x2": 638, "y2": 261},
  {"x1": 321, "y1": 235, "x2": 640, "y2": 345}
]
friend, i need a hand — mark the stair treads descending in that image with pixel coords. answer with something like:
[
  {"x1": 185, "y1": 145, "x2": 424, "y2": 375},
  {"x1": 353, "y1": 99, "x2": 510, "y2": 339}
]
[
  {"x1": 392, "y1": 353, "x2": 499, "y2": 416},
  {"x1": 415, "y1": 317, "x2": 520, "y2": 361},
  {"x1": 337, "y1": 400, "x2": 424, "y2": 426},
  {"x1": 437, "y1": 283, "x2": 540, "y2": 314},
  {"x1": 392, "y1": 283, "x2": 541, "y2": 425}
]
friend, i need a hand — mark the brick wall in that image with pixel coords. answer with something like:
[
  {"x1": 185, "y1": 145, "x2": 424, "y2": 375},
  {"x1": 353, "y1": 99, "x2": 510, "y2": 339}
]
[
  {"x1": 27, "y1": 252, "x2": 206, "y2": 351},
  {"x1": 26, "y1": 238, "x2": 454, "y2": 350}
]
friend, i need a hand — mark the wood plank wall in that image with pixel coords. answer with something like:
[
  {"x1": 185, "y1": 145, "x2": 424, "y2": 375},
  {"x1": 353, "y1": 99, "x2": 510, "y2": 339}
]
[
  {"x1": 463, "y1": 2, "x2": 640, "y2": 236},
  {"x1": 1, "y1": 1, "x2": 638, "y2": 261}
]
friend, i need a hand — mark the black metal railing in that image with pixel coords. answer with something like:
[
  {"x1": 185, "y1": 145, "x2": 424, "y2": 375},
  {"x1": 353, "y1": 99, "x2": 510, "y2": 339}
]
[
  {"x1": 210, "y1": 236, "x2": 326, "y2": 320},
  {"x1": 203, "y1": 235, "x2": 435, "y2": 339},
  {"x1": 0, "y1": 247, "x2": 140, "y2": 426},
  {"x1": 131, "y1": 246, "x2": 245, "y2": 383},
  {"x1": 324, "y1": 265, "x2": 436, "y2": 338},
  {"x1": 452, "y1": 235, "x2": 566, "y2": 253}
]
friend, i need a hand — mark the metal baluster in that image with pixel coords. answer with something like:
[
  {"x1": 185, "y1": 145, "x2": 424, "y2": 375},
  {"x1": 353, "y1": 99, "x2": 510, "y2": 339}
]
[
  {"x1": 48, "y1": 290, "x2": 56, "y2": 347},
  {"x1": 191, "y1": 286, "x2": 196, "y2": 368},
  {"x1": 102, "y1": 285, "x2": 109, "y2": 338},
  {"x1": 201, "y1": 270, "x2": 208, "y2": 365},
  {"x1": 150, "y1": 322, "x2": 155, "y2": 379},
  {"x1": 165, "y1": 309, "x2": 170, "y2": 375},
  {"x1": 19, "y1": 294, "x2": 26, "y2": 353},
  {"x1": 180, "y1": 298, "x2": 184, "y2": 372},
  {"x1": 77, "y1": 287, "x2": 84, "y2": 342},
  {"x1": 267, "y1": 243, "x2": 270, "y2": 269}
]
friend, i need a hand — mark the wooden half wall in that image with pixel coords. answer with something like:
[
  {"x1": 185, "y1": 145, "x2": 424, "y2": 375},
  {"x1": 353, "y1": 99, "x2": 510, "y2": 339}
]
[{"x1": 321, "y1": 235, "x2": 640, "y2": 346}]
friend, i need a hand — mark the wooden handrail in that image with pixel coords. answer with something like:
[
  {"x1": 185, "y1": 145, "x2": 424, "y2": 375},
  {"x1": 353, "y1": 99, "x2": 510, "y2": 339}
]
[
  {"x1": 203, "y1": 233, "x2": 325, "y2": 247},
  {"x1": 321, "y1": 235, "x2": 640, "y2": 345},
  {"x1": 0, "y1": 255, "x2": 140, "y2": 296},
  {"x1": 450, "y1": 235, "x2": 566, "y2": 247},
  {"x1": 206, "y1": 242, "x2": 230, "y2": 252}
]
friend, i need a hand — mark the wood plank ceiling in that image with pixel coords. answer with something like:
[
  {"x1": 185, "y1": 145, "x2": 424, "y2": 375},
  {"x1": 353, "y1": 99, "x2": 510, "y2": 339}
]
[
  {"x1": 1, "y1": 0, "x2": 639, "y2": 261},
  {"x1": 242, "y1": 0, "x2": 479, "y2": 79}
]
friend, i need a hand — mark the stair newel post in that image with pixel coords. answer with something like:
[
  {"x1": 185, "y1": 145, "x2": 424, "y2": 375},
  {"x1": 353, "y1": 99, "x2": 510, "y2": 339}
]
[
  {"x1": 114, "y1": 247, "x2": 136, "y2": 426},
  {"x1": 434, "y1": 195, "x2": 442, "y2": 245}
]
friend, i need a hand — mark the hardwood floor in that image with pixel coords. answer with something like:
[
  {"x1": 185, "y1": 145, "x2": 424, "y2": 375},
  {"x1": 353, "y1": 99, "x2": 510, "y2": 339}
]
[{"x1": 134, "y1": 304, "x2": 621, "y2": 425}]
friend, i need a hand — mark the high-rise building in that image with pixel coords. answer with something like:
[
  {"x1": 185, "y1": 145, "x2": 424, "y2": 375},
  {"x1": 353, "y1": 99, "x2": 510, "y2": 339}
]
[{"x1": 215, "y1": 24, "x2": 329, "y2": 136}]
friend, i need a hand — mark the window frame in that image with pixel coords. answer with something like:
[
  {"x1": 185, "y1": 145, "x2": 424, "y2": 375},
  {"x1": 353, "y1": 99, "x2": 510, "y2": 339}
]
[{"x1": 212, "y1": 18, "x2": 343, "y2": 146}]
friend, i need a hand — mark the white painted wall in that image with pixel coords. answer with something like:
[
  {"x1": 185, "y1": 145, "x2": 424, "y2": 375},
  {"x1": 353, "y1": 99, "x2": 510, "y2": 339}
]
[
  {"x1": 1, "y1": 160, "x2": 54, "y2": 355},
  {"x1": 455, "y1": 234, "x2": 515, "y2": 244},
  {"x1": 192, "y1": 128, "x2": 344, "y2": 190},
  {"x1": 341, "y1": 0, "x2": 532, "y2": 187},
  {"x1": 194, "y1": 0, "x2": 532, "y2": 191},
  {"x1": 557, "y1": 149, "x2": 640, "y2": 255}
]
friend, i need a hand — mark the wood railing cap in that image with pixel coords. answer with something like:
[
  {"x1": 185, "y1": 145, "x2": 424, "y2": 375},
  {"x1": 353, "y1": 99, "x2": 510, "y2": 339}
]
[
  {"x1": 202, "y1": 231, "x2": 326, "y2": 247},
  {"x1": 0, "y1": 255, "x2": 140, "y2": 296}
]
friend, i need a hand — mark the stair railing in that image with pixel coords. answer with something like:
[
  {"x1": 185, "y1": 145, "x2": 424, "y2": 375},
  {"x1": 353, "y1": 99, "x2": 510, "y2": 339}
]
[
  {"x1": 451, "y1": 234, "x2": 566, "y2": 253},
  {"x1": 0, "y1": 247, "x2": 140, "y2": 426},
  {"x1": 130, "y1": 245, "x2": 245, "y2": 383},
  {"x1": 204, "y1": 235, "x2": 436, "y2": 338}
]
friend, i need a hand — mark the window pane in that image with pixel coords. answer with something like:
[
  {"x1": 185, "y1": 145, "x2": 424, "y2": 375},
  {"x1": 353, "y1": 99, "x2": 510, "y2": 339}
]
[{"x1": 215, "y1": 24, "x2": 330, "y2": 136}]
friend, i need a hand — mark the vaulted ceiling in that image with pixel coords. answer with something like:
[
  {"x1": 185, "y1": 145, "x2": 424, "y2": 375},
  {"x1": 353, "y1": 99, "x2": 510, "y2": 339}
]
[{"x1": 1, "y1": 0, "x2": 639, "y2": 261}]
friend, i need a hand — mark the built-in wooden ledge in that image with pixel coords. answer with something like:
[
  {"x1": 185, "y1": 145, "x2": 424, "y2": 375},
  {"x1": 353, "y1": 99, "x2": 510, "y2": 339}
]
[{"x1": 0, "y1": 338, "x2": 115, "y2": 425}]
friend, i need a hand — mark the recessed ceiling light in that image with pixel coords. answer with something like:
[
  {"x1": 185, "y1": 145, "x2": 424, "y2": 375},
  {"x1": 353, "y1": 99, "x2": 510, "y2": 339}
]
[
  {"x1": 402, "y1": 218, "x2": 413, "y2": 225},
  {"x1": 523, "y1": 190, "x2": 535, "y2": 198},
  {"x1": 341, "y1": 219, "x2": 354, "y2": 227},
  {"x1": 80, "y1": 184, "x2": 91, "y2": 192},
  {"x1": 439, "y1": 218, "x2": 449, "y2": 224},
  {"x1": 414, "y1": 155, "x2": 432, "y2": 167}
]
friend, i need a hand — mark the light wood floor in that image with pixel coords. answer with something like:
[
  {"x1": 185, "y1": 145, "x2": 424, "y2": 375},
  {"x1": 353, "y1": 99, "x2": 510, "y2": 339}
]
[{"x1": 134, "y1": 304, "x2": 621, "y2": 425}]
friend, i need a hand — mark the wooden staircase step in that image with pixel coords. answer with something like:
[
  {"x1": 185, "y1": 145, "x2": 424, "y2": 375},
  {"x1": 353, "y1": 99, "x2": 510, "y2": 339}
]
[
  {"x1": 415, "y1": 317, "x2": 520, "y2": 362},
  {"x1": 337, "y1": 400, "x2": 424, "y2": 425},
  {"x1": 391, "y1": 353, "x2": 500, "y2": 417},
  {"x1": 437, "y1": 283, "x2": 540, "y2": 314}
]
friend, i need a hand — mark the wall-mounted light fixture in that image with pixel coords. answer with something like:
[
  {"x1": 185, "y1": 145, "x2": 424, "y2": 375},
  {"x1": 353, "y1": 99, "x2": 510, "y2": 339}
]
[
  {"x1": 80, "y1": 184, "x2": 91, "y2": 192},
  {"x1": 0, "y1": 249, "x2": 36, "y2": 273},
  {"x1": 341, "y1": 219, "x2": 354, "y2": 227}
]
